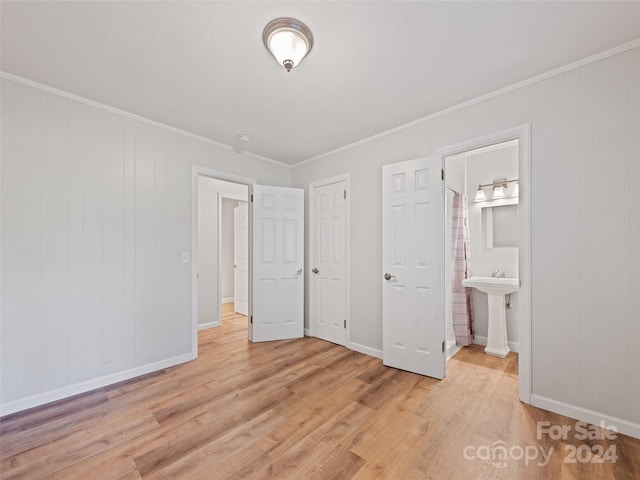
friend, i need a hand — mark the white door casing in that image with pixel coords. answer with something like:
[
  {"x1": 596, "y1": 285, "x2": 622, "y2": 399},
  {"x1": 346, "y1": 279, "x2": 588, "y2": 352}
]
[
  {"x1": 311, "y1": 180, "x2": 347, "y2": 346},
  {"x1": 435, "y1": 124, "x2": 531, "y2": 402},
  {"x1": 382, "y1": 157, "x2": 445, "y2": 378},
  {"x1": 233, "y1": 202, "x2": 249, "y2": 316},
  {"x1": 251, "y1": 185, "x2": 305, "y2": 342}
]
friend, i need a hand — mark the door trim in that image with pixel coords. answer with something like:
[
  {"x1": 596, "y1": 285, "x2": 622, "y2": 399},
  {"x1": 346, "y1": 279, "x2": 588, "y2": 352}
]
[
  {"x1": 435, "y1": 123, "x2": 532, "y2": 404},
  {"x1": 191, "y1": 166, "x2": 255, "y2": 356},
  {"x1": 308, "y1": 174, "x2": 351, "y2": 345}
]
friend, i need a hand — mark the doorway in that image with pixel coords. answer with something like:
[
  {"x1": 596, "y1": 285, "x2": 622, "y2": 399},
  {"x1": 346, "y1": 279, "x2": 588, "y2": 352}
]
[
  {"x1": 191, "y1": 166, "x2": 306, "y2": 353},
  {"x1": 380, "y1": 125, "x2": 530, "y2": 402},
  {"x1": 444, "y1": 139, "x2": 519, "y2": 359},
  {"x1": 196, "y1": 174, "x2": 249, "y2": 330},
  {"x1": 437, "y1": 124, "x2": 531, "y2": 403}
]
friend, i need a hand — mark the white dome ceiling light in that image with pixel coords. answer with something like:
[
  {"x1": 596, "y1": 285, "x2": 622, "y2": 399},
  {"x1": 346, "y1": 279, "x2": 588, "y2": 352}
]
[{"x1": 262, "y1": 17, "x2": 313, "y2": 72}]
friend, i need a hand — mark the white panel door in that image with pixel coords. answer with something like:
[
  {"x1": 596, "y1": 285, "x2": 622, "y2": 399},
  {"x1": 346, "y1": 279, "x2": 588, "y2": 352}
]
[
  {"x1": 233, "y1": 202, "x2": 249, "y2": 316},
  {"x1": 312, "y1": 181, "x2": 346, "y2": 346},
  {"x1": 382, "y1": 157, "x2": 445, "y2": 378},
  {"x1": 251, "y1": 185, "x2": 304, "y2": 342}
]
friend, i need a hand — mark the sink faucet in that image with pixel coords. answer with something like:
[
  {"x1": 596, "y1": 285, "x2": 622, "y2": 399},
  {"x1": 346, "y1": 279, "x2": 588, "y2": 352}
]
[{"x1": 491, "y1": 269, "x2": 506, "y2": 278}]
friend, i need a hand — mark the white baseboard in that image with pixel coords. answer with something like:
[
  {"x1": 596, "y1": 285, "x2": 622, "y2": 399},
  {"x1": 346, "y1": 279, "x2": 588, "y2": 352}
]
[
  {"x1": 473, "y1": 335, "x2": 520, "y2": 353},
  {"x1": 221, "y1": 297, "x2": 234, "y2": 304},
  {"x1": 446, "y1": 343, "x2": 463, "y2": 361},
  {"x1": 198, "y1": 321, "x2": 220, "y2": 331},
  {"x1": 530, "y1": 394, "x2": 640, "y2": 440},
  {"x1": 0, "y1": 351, "x2": 197, "y2": 417},
  {"x1": 348, "y1": 341, "x2": 383, "y2": 359}
]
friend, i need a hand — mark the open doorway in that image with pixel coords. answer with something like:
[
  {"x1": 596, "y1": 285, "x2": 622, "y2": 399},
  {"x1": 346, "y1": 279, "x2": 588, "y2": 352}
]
[
  {"x1": 191, "y1": 166, "x2": 306, "y2": 354},
  {"x1": 444, "y1": 139, "x2": 519, "y2": 360},
  {"x1": 194, "y1": 170, "x2": 250, "y2": 336},
  {"x1": 437, "y1": 124, "x2": 531, "y2": 403}
]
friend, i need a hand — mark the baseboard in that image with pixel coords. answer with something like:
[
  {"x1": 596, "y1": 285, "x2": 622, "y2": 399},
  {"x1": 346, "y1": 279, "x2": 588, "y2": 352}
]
[
  {"x1": 221, "y1": 297, "x2": 234, "y2": 304},
  {"x1": 473, "y1": 335, "x2": 520, "y2": 353},
  {"x1": 0, "y1": 351, "x2": 197, "y2": 417},
  {"x1": 530, "y1": 394, "x2": 640, "y2": 440},
  {"x1": 446, "y1": 343, "x2": 463, "y2": 361},
  {"x1": 348, "y1": 341, "x2": 383, "y2": 359},
  {"x1": 198, "y1": 321, "x2": 220, "y2": 331}
]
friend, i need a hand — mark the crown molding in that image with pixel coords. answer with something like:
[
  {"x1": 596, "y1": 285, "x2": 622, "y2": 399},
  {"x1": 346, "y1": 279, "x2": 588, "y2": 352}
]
[
  {"x1": 4, "y1": 37, "x2": 638, "y2": 170},
  {"x1": 0, "y1": 71, "x2": 291, "y2": 169},
  {"x1": 292, "y1": 38, "x2": 640, "y2": 168}
]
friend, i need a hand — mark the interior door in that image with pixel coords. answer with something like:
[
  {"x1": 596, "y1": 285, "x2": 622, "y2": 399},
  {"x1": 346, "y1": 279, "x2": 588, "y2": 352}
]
[
  {"x1": 382, "y1": 157, "x2": 445, "y2": 378},
  {"x1": 233, "y1": 202, "x2": 249, "y2": 316},
  {"x1": 312, "y1": 180, "x2": 346, "y2": 346},
  {"x1": 251, "y1": 185, "x2": 304, "y2": 342}
]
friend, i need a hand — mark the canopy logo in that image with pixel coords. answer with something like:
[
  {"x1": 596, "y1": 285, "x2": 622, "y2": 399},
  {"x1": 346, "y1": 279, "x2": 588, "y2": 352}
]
[{"x1": 463, "y1": 420, "x2": 619, "y2": 469}]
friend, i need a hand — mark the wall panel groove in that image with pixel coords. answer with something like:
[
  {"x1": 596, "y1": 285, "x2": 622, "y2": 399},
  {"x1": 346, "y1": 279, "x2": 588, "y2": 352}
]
[{"x1": 1, "y1": 78, "x2": 292, "y2": 414}]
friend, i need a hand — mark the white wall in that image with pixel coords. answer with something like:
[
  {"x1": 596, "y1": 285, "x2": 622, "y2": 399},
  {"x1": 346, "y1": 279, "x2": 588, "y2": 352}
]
[
  {"x1": 221, "y1": 198, "x2": 240, "y2": 301},
  {"x1": 292, "y1": 46, "x2": 640, "y2": 435},
  {"x1": 0, "y1": 77, "x2": 291, "y2": 414}
]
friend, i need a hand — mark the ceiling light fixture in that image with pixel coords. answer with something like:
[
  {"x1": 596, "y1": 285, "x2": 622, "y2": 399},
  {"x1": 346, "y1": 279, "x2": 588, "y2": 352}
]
[{"x1": 263, "y1": 17, "x2": 313, "y2": 72}]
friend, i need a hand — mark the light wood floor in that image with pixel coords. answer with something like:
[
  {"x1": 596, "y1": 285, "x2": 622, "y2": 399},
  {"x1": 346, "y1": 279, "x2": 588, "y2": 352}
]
[{"x1": 1, "y1": 304, "x2": 638, "y2": 479}]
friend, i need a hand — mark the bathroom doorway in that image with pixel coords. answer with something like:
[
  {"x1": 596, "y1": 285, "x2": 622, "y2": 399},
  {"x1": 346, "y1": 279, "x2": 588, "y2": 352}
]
[
  {"x1": 437, "y1": 125, "x2": 531, "y2": 403},
  {"x1": 444, "y1": 139, "x2": 519, "y2": 359}
]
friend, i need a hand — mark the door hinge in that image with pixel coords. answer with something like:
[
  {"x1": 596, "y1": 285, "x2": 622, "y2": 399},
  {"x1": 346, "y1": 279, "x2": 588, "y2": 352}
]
[
  {"x1": 250, "y1": 316, "x2": 253, "y2": 324},
  {"x1": 442, "y1": 340, "x2": 445, "y2": 353},
  {"x1": 344, "y1": 319, "x2": 346, "y2": 329},
  {"x1": 441, "y1": 169, "x2": 445, "y2": 181},
  {"x1": 344, "y1": 190, "x2": 347, "y2": 199},
  {"x1": 250, "y1": 194, "x2": 254, "y2": 203}
]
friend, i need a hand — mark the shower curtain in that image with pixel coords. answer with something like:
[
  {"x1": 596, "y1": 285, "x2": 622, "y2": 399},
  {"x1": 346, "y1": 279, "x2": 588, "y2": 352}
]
[{"x1": 451, "y1": 193, "x2": 474, "y2": 346}]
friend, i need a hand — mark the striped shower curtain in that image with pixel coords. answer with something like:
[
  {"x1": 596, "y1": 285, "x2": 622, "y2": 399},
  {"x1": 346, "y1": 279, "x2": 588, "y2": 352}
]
[{"x1": 451, "y1": 193, "x2": 474, "y2": 346}]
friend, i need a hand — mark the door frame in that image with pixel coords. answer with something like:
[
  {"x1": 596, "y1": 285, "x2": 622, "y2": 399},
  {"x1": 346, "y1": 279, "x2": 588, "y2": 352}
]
[
  {"x1": 308, "y1": 174, "x2": 351, "y2": 344},
  {"x1": 191, "y1": 166, "x2": 255, "y2": 355},
  {"x1": 435, "y1": 123, "x2": 532, "y2": 404},
  {"x1": 218, "y1": 193, "x2": 248, "y2": 318}
]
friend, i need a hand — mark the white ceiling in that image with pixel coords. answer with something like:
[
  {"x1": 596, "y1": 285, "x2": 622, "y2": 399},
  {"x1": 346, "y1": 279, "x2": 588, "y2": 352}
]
[{"x1": 2, "y1": 1, "x2": 639, "y2": 165}]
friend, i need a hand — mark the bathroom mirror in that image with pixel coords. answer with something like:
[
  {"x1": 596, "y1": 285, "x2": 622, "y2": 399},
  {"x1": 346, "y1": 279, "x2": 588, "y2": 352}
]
[{"x1": 482, "y1": 199, "x2": 518, "y2": 248}]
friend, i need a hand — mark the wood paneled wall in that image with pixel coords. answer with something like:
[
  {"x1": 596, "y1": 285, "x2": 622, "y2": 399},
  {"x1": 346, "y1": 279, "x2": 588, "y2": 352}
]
[
  {"x1": 0, "y1": 78, "x2": 291, "y2": 413},
  {"x1": 292, "y1": 46, "x2": 640, "y2": 433}
]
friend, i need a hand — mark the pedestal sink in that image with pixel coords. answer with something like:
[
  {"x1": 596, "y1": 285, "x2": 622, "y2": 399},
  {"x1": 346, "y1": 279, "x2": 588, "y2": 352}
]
[{"x1": 461, "y1": 276, "x2": 520, "y2": 358}]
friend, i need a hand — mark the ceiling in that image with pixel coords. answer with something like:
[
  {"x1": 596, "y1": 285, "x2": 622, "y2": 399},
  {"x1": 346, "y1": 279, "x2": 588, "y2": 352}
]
[{"x1": 2, "y1": 1, "x2": 639, "y2": 165}]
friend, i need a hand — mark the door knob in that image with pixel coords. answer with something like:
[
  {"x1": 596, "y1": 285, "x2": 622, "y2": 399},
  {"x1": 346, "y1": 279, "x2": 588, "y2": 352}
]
[
  {"x1": 312, "y1": 268, "x2": 319, "y2": 274},
  {"x1": 384, "y1": 273, "x2": 396, "y2": 281},
  {"x1": 295, "y1": 269, "x2": 303, "y2": 277}
]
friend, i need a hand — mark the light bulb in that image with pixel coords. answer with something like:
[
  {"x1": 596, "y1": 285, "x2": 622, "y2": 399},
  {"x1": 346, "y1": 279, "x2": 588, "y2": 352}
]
[{"x1": 474, "y1": 186, "x2": 486, "y2": 202}]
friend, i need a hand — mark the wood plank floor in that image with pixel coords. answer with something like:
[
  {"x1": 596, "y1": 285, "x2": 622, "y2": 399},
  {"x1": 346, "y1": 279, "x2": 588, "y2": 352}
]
[{"x1": 1, "y1": 304, "x2": 638, "y2": 479}]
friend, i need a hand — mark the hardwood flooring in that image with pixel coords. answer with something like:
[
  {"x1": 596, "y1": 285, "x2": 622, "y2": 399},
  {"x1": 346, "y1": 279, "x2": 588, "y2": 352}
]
[{"x1": 1, "y1": 304, "x2": 638, "y2": 479}]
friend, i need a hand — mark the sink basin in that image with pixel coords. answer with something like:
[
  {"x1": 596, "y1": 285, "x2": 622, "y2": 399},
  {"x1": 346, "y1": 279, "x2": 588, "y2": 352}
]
[
  {"x1": 461, "y1": 276, "x2": 519, "y2": 358},
  {"x1": 462, "y1": 276, "x2": 519, "y2": 295}
]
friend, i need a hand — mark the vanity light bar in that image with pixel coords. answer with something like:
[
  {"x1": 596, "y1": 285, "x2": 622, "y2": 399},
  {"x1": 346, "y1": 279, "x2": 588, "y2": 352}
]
[
  {"x1": 477, "y1": 178, "x2": 518, "y2": 188},
  {"x1": 474, "y1": 178, "x2": 519, "y2": 202}
]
